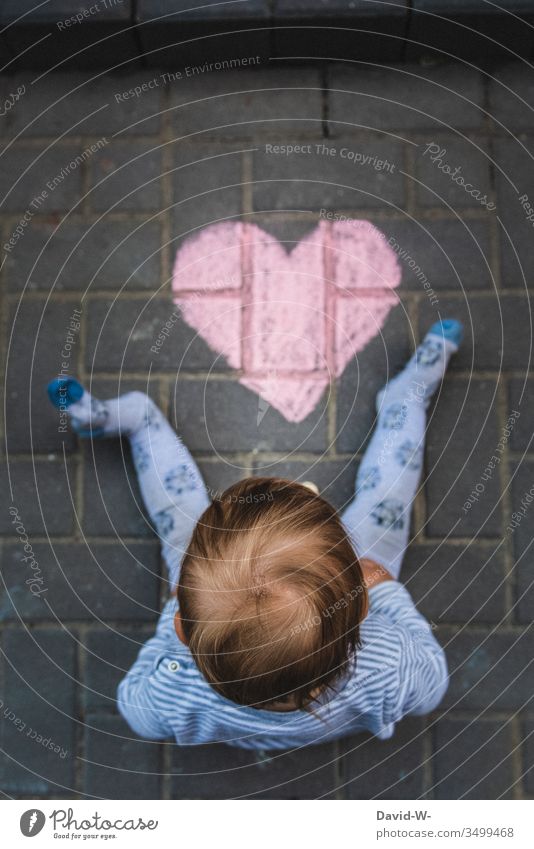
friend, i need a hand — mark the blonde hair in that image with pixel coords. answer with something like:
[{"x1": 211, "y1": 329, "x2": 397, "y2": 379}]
[{"x1": 177, "y1": 477, "x2": 367, "y2": 711}]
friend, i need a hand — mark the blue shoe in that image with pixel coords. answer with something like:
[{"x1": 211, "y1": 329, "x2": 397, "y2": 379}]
[
  {"x1": 47, "y1": 377, "x2": 84, "y2": 409},
  {"x1": 428, "y1": 318, "x2": 463, "y2": 348}
]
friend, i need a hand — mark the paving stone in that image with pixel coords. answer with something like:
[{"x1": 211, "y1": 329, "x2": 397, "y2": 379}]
[
  {"x1": 418, "y1": 293, "x2": 532, "y2": 371},
  {"x1": 170, "y1": 741, "x2": 338, "y2": 798},
  {"x1": 413, "y1": 136, "x2": 492, "y2": 209},
  {"x1": 0, "y1": 628, "x2": 76, "y2": 795},
  {"x1": 507, "y1": 378, "x2": 534, "y2": 452},
  {"x1": 335, "y1": 308, "x2": 412, "y2": 454},
  {"x1": 84, "y1": 714, "x2": 162, "y2": 799},
  {"x1": 247, "y1": 212, "x2": 321, "y2": 247},
  {"x1": 489, "y1": 63, "x2": 534, "y2": 131},
  {"x1": 402, "y1": 543, "x2": 506, "y2": 624},
  {"x1": 5, "y1": 299, "x2": 81, "y2": 453},
  {"x1": 171, "y1": 377, "x2": 328, "y2": 453},
  {"x1": 196, "y1": 458, "x2": 253, "y2": 502},
  {"x1": 439, "y1": 627, "x2": 534, "y2": 711},
  {"x1": 0, "y1": 71, "x2": 161, "y2": 138},
  {"x1": 169, "y1": 67, "x2": 322, "y2": 140},
  {"x1": 86, "y1": 296, "x2": 231, "y2": 372},
  {"x1": 509, "y1": 460, "x2": 534, "y2": 624},
  {"x1": 82, "y1": 440, "x2": 155, "y2": 538},
  {"x1": 89, "y1": 139, "x2": 162, "y2": 211},
  {"x1": 375, "y1": 217, "x2": 493, "y2": 292},
  {"x1": 4, "y1": 217, "x2": 162, "y2": 292},
  {"x1": 493, "y1": 137, "x2": 534, "y2": 288},
  {"x1": 252, "y1": 137, "x2": 405, "y2": 212},
  {"x1": 252, "y1": 457, "x2": 358, "y2": 513},
  {"x1": 423, "y1": 377, "x2": 502, "y2": 538},
  {"x1": 339, "y1": 718, "x2": 427, "y2": 799},
  {"x1": 523, "y1": 717, "x2": 534, "y2": 795},
  {"x1": 171, "y1": 143, "x2": 243, "y2": 243},
  {"x1": 0, "y1": 541, "x2": 160, "y2": 622},
  {"x1": 0, "y1": 459, "x2": 75, "y2": 536},
  {"x1": 84, "y1": 626, "x2": 154, "y2": 713},
  {"x1": 328, "y1": 64, "x2": 484, "y2": 134},
  {"x1": 0, "y1": 145, "x2": 84, "y2": 211},
  {"x1": 433, "y1": 717, "x2": 515, "y2": 799},
  {"x1": 81, "y1": 378, "x2": 164, "y2": 540}
]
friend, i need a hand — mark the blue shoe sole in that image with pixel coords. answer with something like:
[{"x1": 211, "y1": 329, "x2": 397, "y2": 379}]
[
  {"x1": 74, "y1": 427, "x2": 105, "y2": 439},
  {"x1": 428, "y1": 319, "x2": 464, "y2": 347},
  {"x1": 47, "y1": 377, "x2": 84, "y2": 409}
]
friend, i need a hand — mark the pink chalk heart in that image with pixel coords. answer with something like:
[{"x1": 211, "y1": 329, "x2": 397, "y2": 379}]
[{"x1": 172, "y1": 220, "x2": 402, "y2": 423}]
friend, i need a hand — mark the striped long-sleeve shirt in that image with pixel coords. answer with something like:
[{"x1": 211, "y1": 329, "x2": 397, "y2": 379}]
[{"x1": 117, "y1": 581, "x2": 448, "y2": 749}]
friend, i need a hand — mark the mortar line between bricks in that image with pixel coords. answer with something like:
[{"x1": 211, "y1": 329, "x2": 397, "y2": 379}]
[
  {"x1": 326, "y1": 370, "x2": 338, "y2": 457},
  {"x1": 0, "y1": 541, "x2": 3, "y2": 642},
  {"x1": 51, "y1": 368, "x2": 528, "y2": 385},
  {"x1": 21, "y1": 288, "x2": 534, "y2": 305},
  {"x1": 481, "y1": 68, "x2": 493, "y2": 138},
  {"x1": 12, "y1": 447, "x2": 532, "y2": 468},
  {"x1": 160, "y1": 79, "x2": 173, "y2": 297},
  {"x1": 495, "y1": 379, "x2": 517, "y2": 625},
  {"x1": 9, "y1": 619, "x2": 526, "y2": 633},
  {"x1": 0, "y1": 212, "x2": 163, "y2": 225},
  {"x1": 78, "y1": 136, "x2": 93, "y2": 218},
  {"x1": 0, "y1": 536, "x2": 504, "y2": 550},
  {"x1": 422, "y1": 719, "x2": 434, "y2": 800},
  {"x1": 242, "y1": 150, "x2": 254, "y2": 215},
  {"x1": 487, "y1": 136, "x2": 503, "y2": 291},
  {"x1": 73, "y1": 626, "x2": 84, "y2": 798},
  {"x1": 0, "y1": 136, "x2": 162, "y2": 148},
  {"x1": 0, "y1": 537, "x2": 162, "y2": 548},
  {"x1": 0, "y1": 207, "x2": 494, "y2": 225},
  {"x1": 0, "y1": 219, "x2": 9, "y2": 454},
  {"x1": 3, "y1": 275, "x2": 502, "y2": 304},
  {"x1": 3, "y1": 450, "x2": 280, "y2": 464},
  {"x1": 333, "y1": 739, "x2": 344, "y2": 799},
  {"x1": 162, "y1": 739, "x2": 171, "y2": 800},
  {"x1": 2, "y1": 130, "x2": 519, "y2": 147},
  {"x1": 510, "y1": 715, "x2": 525, "y2": 799},
  {"x1": 75, "y1": 296, "x2": 89, "y2": 540},
  {"x1": 404, "y1": 140, "x2": 417, "y2": 218}
]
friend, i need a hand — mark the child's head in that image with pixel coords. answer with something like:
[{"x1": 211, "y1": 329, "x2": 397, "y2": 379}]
[{"x1": 176, "y1": 477, "x2": 367, "y2": 711}]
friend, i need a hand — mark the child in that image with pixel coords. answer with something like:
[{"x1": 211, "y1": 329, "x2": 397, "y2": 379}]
[{"x1": 47, "y1": 319, "x2": 462, "y2": 749}]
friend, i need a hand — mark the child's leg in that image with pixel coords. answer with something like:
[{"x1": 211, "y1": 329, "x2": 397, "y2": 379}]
[
  {"x1": 341, "y1": 320, "x2": 462, "y2": 580},
  {"x1": 47, "y1": 379, "x2": 210, "y2": 590}
]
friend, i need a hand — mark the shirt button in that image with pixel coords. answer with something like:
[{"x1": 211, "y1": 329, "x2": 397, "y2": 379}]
[{"x1": 168, "y1": 660, "x2": 180, "y2": 672}]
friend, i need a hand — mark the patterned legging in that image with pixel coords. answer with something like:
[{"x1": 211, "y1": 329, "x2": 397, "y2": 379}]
[{"x1": 109, "y1": 334, "x2": 451, "y2": 587}]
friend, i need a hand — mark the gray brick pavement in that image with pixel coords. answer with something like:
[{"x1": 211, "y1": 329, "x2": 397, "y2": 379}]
[{"x1": 0, "y1": 61, "x2": 532, "y2": 801}]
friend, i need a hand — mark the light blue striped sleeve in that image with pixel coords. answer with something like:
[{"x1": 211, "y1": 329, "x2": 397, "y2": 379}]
[
  {"x1": 116, "y1": 600, "x2": 180, "y2": 740},
  {"x1": 368, "y1": 581, "x2": 449, "y2": 719}
]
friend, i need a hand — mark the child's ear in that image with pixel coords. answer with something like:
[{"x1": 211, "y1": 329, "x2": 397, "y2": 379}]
[{"x1": 174, "y1": 611, "x2": 188, "y2": 645}]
